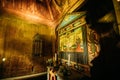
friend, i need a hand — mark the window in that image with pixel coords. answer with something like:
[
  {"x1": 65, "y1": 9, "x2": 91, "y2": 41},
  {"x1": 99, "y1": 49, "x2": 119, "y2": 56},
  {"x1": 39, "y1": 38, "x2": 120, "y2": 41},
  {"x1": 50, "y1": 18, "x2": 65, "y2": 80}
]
[{"x1": 32, "y1": 33, "x2": 42, "y2": 57}]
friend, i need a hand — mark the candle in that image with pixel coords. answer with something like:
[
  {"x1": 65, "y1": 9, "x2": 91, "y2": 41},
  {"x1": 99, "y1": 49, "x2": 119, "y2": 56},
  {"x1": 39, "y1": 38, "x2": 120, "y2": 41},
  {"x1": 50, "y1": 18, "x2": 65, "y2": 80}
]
[{"x1": 55, "y1": 53, "x2": 57, "y2": 61}]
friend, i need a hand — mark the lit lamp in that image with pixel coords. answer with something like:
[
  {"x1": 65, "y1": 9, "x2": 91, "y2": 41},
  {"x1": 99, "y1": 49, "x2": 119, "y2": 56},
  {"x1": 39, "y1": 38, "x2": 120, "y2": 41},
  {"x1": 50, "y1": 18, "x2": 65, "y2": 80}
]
[
  {"x1": 2, "y1": 58, "x2": 6, "y2": 62},
  {"x1": 117, "y1": 0, "x2": 120, "y2": 2},
  {"x1": 0, "y1": 57, "x2": 6, "y2": 78}
]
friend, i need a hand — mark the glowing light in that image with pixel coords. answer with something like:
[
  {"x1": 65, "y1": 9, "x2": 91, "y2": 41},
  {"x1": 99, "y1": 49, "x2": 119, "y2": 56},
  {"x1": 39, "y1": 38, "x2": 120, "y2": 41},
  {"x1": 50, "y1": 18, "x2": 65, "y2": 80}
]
[
  {"x1": 117, "y1": 0, "x2": 120, "y2": 2},
  {"x1": 2, "y1": 58, "x2": 6, "y2": 62}
]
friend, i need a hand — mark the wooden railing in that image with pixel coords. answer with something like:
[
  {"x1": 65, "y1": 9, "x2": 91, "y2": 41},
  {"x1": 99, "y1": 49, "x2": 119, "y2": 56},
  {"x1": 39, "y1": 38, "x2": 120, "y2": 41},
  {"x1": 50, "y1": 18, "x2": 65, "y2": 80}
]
[{"x1": 1, "y1": 72, "x2": 47, "y2": 80}]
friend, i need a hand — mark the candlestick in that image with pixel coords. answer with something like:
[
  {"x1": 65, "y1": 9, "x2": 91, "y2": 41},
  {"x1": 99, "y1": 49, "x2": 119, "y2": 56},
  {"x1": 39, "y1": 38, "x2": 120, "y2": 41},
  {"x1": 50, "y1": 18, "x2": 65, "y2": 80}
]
[{"x1": 55, "y1": 53, "x2": 57, "y2": 61}]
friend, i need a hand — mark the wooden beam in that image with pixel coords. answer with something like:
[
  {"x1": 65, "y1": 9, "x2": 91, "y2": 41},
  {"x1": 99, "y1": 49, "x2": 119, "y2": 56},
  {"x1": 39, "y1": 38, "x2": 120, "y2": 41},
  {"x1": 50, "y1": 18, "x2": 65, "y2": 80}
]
[{"x1": 46, "y1": 0, "x2": 54, "y2": 20}]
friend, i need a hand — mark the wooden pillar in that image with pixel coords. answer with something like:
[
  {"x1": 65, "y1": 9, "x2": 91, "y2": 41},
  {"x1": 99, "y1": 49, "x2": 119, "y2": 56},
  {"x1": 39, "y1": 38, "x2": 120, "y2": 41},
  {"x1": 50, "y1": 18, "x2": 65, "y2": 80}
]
[{"x1": 112, "y1": 0, "x2": 120, "y2": 34}]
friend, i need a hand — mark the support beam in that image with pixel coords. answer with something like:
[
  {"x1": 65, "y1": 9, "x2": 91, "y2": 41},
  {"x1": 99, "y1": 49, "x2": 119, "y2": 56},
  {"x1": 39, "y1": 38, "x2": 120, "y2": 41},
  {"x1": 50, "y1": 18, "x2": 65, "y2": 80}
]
[
  {"x1": 46, "y1": 0, "x2": 54, "y2": 20},
  {"x1": 112, "y1": 0, "x2": 120, "y2": 34}
]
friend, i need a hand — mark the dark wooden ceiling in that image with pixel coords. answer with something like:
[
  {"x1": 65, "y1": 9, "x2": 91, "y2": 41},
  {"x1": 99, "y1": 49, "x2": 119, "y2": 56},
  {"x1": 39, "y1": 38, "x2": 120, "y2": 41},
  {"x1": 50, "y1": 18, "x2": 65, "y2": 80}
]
[
  {"x1": 78, "y1": 0, "x2": 114, "y2": 23},
  {"x1": 77, "y1": 0, "x2": 115, "y2": 33},
  {"x1": 0, "y1": 0, "x2": 85, "y2": 28},
  {"x1": 0, "y1": 0, "x2": 116, "y2": 34}
]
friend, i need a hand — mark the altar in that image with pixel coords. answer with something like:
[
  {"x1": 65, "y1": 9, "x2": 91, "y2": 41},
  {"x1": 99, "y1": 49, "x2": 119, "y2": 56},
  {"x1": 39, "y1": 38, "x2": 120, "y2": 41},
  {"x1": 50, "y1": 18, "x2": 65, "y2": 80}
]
[{"x1": 47, "y1": 64, "x2": 90, "y2": 80}]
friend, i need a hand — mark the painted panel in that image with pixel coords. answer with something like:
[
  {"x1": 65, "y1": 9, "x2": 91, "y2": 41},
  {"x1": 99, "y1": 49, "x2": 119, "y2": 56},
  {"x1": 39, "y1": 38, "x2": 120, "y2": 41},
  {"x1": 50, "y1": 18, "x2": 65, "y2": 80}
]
[
  {"x1": 87, "y1": 27, "x2": 100, "y2": 65},
  {"x1": 59, "y1": 27, "x2": 84, "y2": 52},
  {"x1": 57, "y1": 14, "x2": 87, "y2": 64},
  {"x1": 58, "y1": 12, "x2": 86, "y2": 29}
]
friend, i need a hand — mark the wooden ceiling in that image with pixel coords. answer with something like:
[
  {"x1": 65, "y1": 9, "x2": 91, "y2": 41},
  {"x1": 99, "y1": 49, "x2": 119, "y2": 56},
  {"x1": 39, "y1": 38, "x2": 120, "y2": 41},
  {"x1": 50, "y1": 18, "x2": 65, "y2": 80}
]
[
  {"x1": 0, "y1": 0, "x2": 86, "y2": 28},
  {"x1": 78, "y1": 0, "x2": 115, "y2": 33},
  {"x1": 0, "y1": 0, "x2": 115, "y2": 34}
]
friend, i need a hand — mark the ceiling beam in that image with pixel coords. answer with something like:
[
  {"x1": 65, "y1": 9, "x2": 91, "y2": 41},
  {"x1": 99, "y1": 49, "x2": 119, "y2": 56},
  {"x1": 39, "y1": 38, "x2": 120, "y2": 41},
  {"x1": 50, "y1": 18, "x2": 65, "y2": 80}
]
[{"x1": 46, "y1": 0, "x2": 54, "y2": 20}]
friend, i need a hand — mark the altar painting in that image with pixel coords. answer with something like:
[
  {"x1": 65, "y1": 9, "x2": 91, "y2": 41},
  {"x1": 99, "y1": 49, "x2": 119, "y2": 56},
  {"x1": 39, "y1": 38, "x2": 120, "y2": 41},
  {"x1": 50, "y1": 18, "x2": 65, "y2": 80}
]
[{"x1": 59, "y1": 27, "x2": 84, "y2": 52}]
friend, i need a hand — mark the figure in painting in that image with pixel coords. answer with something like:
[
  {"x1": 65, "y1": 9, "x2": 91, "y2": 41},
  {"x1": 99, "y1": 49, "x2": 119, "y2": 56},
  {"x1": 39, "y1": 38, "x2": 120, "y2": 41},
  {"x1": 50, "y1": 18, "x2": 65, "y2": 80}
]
[{"x1": 75, "y1": 37, "x2": 83, "y2": 52}]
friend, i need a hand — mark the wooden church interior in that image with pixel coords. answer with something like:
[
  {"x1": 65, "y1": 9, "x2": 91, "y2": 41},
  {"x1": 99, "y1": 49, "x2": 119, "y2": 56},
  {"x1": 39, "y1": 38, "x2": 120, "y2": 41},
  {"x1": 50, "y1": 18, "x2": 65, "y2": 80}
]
[{"x1": 0, "y1": 0, "x2": 120, "y2": 79}]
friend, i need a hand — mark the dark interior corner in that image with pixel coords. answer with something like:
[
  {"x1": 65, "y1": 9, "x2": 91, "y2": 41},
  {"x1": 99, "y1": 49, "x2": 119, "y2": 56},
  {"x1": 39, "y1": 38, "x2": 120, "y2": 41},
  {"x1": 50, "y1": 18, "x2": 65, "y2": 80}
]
[{"x1": 78, "y1": 0, "x2": 115, "y2": 32}]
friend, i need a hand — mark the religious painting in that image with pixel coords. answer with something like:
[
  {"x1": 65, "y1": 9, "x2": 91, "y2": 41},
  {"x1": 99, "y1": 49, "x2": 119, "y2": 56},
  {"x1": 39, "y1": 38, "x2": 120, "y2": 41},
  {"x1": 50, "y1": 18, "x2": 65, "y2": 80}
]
[
  {"x1": 59, "y1": 27, "x2": 84, "y2": 53},
  {"x1": 57, "y1": 12, "x2": 87, "y2": 64}
]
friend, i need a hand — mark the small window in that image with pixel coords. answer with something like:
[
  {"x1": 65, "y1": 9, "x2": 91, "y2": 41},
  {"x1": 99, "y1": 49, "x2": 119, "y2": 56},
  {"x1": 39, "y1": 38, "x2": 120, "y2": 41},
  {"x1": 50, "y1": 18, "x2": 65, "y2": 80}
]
[{"x1": 32, "y1": 33, "x2": 42, "y2": 57}]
